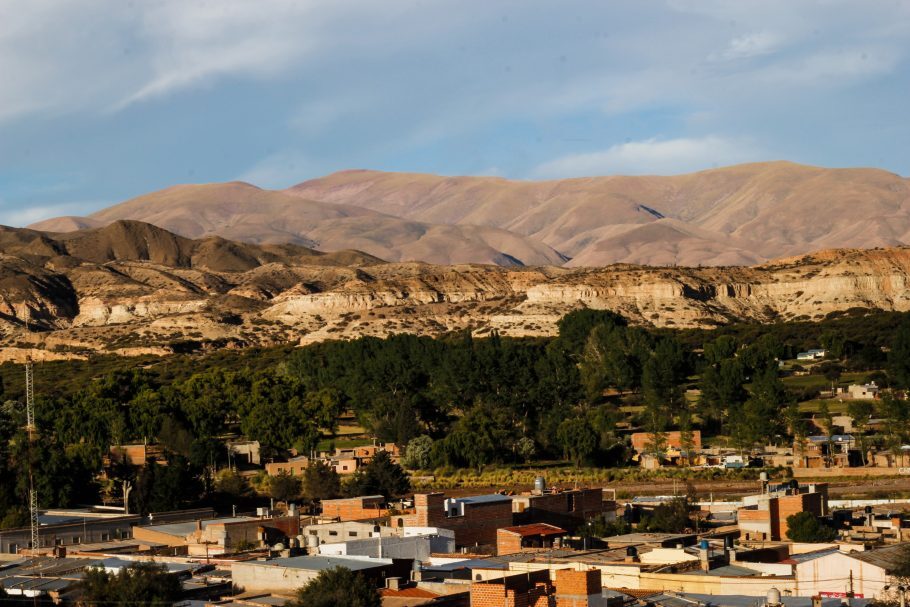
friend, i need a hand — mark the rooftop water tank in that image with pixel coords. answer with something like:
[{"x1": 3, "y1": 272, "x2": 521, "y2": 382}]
[
  {"x1": 534, "y1": 476, "x2": 546, "y2": 493},
  {"x1": 767, "y1": 588, "x2": 781, "y2": 606}
]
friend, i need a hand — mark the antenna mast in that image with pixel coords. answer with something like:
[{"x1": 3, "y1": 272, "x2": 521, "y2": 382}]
[{"x1": 25, "y1": 356, "x2": 39, "y2": 554}]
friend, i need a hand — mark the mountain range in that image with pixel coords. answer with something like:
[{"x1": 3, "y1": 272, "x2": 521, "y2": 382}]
[{"x1": 30, "y1": 161, "x2": 910, "y2": 268}]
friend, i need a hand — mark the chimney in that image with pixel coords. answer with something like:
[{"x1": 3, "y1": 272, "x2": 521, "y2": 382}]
[{"x1": 386, "y1": 577, "x2": 403, "y2": 590}]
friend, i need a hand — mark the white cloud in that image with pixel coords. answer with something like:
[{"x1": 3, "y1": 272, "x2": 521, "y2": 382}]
[{"x1": 532, "y1": 136, "x2": 763, "y2": 178}]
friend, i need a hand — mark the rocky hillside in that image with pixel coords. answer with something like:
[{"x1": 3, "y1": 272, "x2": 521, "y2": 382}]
[
  {"x1": 31, "y1": 162, "x2": 910, "y2": 268},
  {"x1": 2, "y1": 221, "x2": 910, "y2": 360}
]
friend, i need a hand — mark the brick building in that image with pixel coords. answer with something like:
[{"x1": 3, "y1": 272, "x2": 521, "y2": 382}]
[
  {"x1": 496, "y1": 524, "x2": 567, "y2": 556},
  {"x1": 630, "y1": 431, "x2": 701, "y2": 454},
  {"x1": 737, "y1": 482, "x2": 829, "y2": 541},
  {"x1": 399, "y1": 493, "x2": 513, "y2": 549},
  {"x1": 512, "y1": 488, "x2": 606, "y2": 532},
  {"x1": 469, "y1": 569, "x2": 607, "y2": 607},
  {"x1": 321, "y1": 495, "x2": 387, "y2": 521}
]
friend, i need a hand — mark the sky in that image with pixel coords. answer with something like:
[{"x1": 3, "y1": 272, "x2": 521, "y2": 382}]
[{"x1": 1, "y1": 0, "x2": 909, "y2": 226}]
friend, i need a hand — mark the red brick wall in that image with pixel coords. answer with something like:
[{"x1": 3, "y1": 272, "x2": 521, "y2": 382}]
[
  {"x1": 321, "y1": 496, "x2": 385, "y2": 521},
  {"x1": 554, "y1": 569, "x2": 600, "y2": 607},
  {"x1": 497, "y1": 529, "x2": 523, "y2": 556},
  {"x1": 412, "y1": 494, "x2": 513, "y2": 547}
]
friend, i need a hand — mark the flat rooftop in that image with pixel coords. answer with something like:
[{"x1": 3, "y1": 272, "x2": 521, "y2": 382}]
[{"x1": 247, "y1": 555, "x2": 393, "y2": 571}]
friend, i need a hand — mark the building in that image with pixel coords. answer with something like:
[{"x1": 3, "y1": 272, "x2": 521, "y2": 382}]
[
  {"x1": 0, "y1": 508, "x2": 214, "y2": 554},
  {"x1": 399, "y1": 493, "x2": 514, "y2": 549},
  {"x1": 512, "y1": 488, "x2": 608, "y2": 532},
  {"x1": 796, "y1": 349, "x2": 826, "y2": 361},
  {"x1": 630, "y1": 431, "x2": 702, "y2": 454},
  {"x1": 232, "y1": 554, "x2": 409, "y2": 592},
  {"x1": 842, "y1": 382, "x2": 881, "y2": 400},
  {"x1": 791, "y1": 543, "x2": 907, "y2": 599},
  {"x1": 265, "y1": 442, "x2": 400, "y2": 477},
  {"x1": 131, "y1": 514, "x2": 300, "y2": 556},
  {"x1": 321, "y1": 495, "x2": 388, "y2": 521},
  {"x1": 469, "y1": 568, "x2": 608, "y2": 607},
  {"x1": 226, "y1": 440, "x2": 261, "y2": 466},
  {"x1": 737, "y1": 483, "x2": 828, "y2": 541},
  {"x1": 793, "y1": 435, "x2": 859, "y2": 468},
  {"x1": 496, "y1": 524, "x2": 567, "y2": 556}
]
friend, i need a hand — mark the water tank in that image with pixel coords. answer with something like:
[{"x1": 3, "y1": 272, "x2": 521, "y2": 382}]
[
  {"x1": 273, "y1": 542, "x2": 285, "y2": 551},
  {"x1": 759, "y1": 471, "x2": 769, "y2": 482},
  {"x1": 534, "y1": 476, "x2": 546, "y2": 493},
  {"x1": 306, "y1": 535, "x2": 319, "y2": 549},
  {"x1": 699, "y1": 539, "x2": 710, "y2": 550},
  {"x1": 767, "y1": 588, "x2": 781, "y2": 606},
  {"x1": 626, "y1": 546, "x2": 638, "y2": 557}
]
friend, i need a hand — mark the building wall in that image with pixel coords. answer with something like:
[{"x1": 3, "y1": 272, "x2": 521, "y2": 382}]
[
  {"x1": 794, "y1": 551, "x2": 888, "y2": 599},
  {"x1": 409, "y1": 493, "x2": 512, "y2": 548},
  {"x1": 497, "y1": 530, "x2": 523, "y2": 556},
  {"x1": 322, "y1": 496, "x2": 386, "y2": 521},
  {"x1": 513, "y1": 489, "x2": 604, "y2": 532},
  {"x1": 555, "y1": 569, "x2": 602, "y2": 607}
]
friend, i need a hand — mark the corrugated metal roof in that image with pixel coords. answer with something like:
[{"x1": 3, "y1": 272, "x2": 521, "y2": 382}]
[
  {"x1": 253, "y1": 555, "x2": 392, "y2": 571},
  {"x1": 848, "y1": 544, "x2": 909, "y2": 572}
]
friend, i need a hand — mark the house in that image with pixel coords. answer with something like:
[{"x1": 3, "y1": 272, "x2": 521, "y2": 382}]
[
  {"x1": 226, "y1": 440, "x2": 261, "y2": 466},
  {"x1": 397, "y1": 493, "x2": 513, "y2": 549},
  {"x1": 512, "y1": 487, "x2": 608, "y2": 532},
  {"x1": 321, "y1": 495, "x2": 388, "y2": 521},
  {"x1": 737, "y1": 482, "x2": 828, "y2": 541},
  {"x1": 496, "y1": 524, "x2": 567, "y2": 555},
  {"x1": 232, "y1": 554, "x2": 409, "y2": 592},
  {"x1": 793, "y1": 435, "x2": 860, "y2": 468},
  {"x1": 790, "y1": 543, "x2": 908, "y2": 599},
  {"x1": 843, "y1": 382, "x2": 881, "y2": 400},
  {"x1": 470, "y1": 568, "x2": 608, "y2": 607},
  {"x1": 131, "y1": 514, "x2": 301, "y2": 556},
  {"x1": 797, "y1": 349, "x2": 826, "y2": 361},
  {"x1": 265, "y1": 442, "x2": 400, "y2": 477},
  {"x1": 630, "y1": 431, "x2": 702, "y2": 454}
]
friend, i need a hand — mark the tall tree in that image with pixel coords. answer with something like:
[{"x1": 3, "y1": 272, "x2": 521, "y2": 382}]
[
  {"x1": 288, "y1": 567, "x2": 381, "y2": 607},
  {"x1": 78, "y1": 562, "x2": 181, "y2": 607}
]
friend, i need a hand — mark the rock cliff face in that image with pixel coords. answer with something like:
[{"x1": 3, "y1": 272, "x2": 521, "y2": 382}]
[{"x1": 1, "y1": 220, "x2": 909, "y2": 359}]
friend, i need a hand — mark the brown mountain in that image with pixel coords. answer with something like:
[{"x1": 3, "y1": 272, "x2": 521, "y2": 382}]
[
  {"x1": 288, "y1": 162, "x2": 910, "y2": 266},
  {"x1": 31, "y1": 182, "x2": 565, "y2": 267}
]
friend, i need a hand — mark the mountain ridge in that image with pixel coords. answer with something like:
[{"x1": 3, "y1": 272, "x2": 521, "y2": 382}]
[{"x1": 28, "y1": 161, "x2": 910, "y2": 268}]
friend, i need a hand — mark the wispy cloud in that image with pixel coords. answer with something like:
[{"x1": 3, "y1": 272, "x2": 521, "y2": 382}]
[{"x1": 532, "y1": 136, "x2": 764, "y2": 178}]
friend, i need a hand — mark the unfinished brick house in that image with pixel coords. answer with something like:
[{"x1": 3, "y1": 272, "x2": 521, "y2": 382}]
[
  {"x1": 397, "y1": 493, "x2": 513, "y2": 549},
  {"x1": 321, "y1": 495, "x2": 387, "y2": 521},
  {"x1": 496, "y1": 523, "x2": 567, "y2": 556},
  {"x1": 737, "y1": 482, "x2": 829, "y2": 541},
  {"x1": 469, "y1": 568, "x2": 606, "y2": 607},
  {"x1": 512, "y1": 488, "x2": 607, "y2": 532}
]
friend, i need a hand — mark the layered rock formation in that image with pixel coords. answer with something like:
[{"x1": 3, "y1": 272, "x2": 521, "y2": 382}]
[{"x1": 1, "y1": 220, "x2": 909, "y2": 358}]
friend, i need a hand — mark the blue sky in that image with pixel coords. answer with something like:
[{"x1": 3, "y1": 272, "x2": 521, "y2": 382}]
[{"x1": 1, "y1": 0, "x2": 909, "y2": 226}]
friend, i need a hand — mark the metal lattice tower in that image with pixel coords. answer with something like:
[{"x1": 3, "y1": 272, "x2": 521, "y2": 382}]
[{"x1": 25, "y1": 357, "x2": 39, "y2": 554}]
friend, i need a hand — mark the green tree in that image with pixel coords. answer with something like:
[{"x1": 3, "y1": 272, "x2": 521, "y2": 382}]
[
  {"x1": 785, "y1": 511, "x2": 838, "y2": 542},
  {"x1": 288, "y1": 566, "x2": 381, "y2": 607},
  {"x1": 698, "y1": 358, "x2": 747, "y2": 432},
  {"x1": 302, "y1": 461, "x2": 341, "y2": 501},
  {"x1": 820, "y1": 330, "x2": 847, "y2": 360},
  {"x1": 403, "y1": 435, "x2": 434, "y2": 470},
  {"x1": 516, "y1": 437, "x2": 536, "y2": 464},
  {"x1": 78, "y1": 562, "x2": 182, "y2": 607},
  {"x1": 268, "y1": 470, "x2": 302, "y2": 502},
  {"x1": 639, "y1": 497, "x2": 691, "y2": 533},
  {"x1": 556, "y1": 417, "x2": 597, "y2": 467},
  {"x1": 888, "y1": 321, "x2": 910, "y2": 389},
  {"x1": 732, "y1": 367, "x2": 787, "y2": 451},
  {"x1": 847, "y1": 400, "x2": 874, "y2": 466},
  {"x1": 344, "y1": 451, "x2": 410, "y2": 499}
]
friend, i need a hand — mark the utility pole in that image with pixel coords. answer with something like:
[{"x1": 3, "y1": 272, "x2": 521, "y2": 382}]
[{"x1": 25, "y1": 357, "x2": 39, "y2": 555}]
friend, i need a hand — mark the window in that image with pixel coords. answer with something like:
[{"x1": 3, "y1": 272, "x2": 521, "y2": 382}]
[
  {"x1": 55, "y1": 538, "x2": 64, "y2": 546},
  {"x1": 329, "y1": 531, "x2": 338, "y2": 536},
  {"x1": 348, "y1": 531, "x2": 358, "y2": 537},
  {"x1": 72, "y1": 537, "x2": 81, "y2": 544},
  {"x1": 309, "y1": 530, "x2": 318, "y2": 536},
  {"x1": 100, "y1": 532, "x2": 111, "y2": 541}
]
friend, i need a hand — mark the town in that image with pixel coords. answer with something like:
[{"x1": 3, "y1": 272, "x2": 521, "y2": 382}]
[{"x1": 2, "y1": 308, "x2": 910, "y2": 607}]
